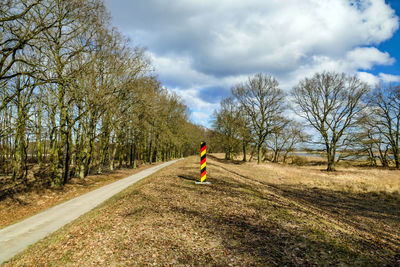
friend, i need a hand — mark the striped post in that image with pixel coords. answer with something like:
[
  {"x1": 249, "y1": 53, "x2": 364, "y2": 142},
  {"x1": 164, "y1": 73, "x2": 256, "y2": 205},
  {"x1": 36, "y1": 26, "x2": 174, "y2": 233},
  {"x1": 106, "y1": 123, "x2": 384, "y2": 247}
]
[{"x1": 200, "y1": 141, "x2": 207, "y2": 182}]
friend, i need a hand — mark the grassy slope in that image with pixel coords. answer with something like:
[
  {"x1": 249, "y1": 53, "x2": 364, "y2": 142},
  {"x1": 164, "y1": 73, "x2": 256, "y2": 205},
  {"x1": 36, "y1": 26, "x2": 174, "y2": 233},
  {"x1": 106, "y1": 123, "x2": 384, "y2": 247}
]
[{"x1": 4, "y1": 155, "x2": 400, "y2": 266}]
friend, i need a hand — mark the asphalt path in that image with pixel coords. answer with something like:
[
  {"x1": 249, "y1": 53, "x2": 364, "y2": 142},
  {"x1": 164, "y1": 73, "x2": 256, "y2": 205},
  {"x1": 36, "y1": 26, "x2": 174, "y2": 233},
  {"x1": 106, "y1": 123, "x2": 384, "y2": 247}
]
[{"x1": 0, "y1": 159, "x2": 181, "y2": 264}]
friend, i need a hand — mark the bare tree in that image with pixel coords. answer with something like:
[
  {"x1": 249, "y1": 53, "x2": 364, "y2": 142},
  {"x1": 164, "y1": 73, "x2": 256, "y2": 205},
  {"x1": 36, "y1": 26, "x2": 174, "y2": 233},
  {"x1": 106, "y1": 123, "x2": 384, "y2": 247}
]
[
  {"x1": 365, "y1": 85, "x2": 400, "y2": 169},
  {"x1": 266, "y1": 120, "x2": 308, "y2": 163},
  {"x1": 0, "y1": 0, "x2": 57, "y2": 81},
  {"x1": 351, "y1": 115, "x2": 390, "y2": 167},
  {"x1": 292, "y1": 72, "x2": 369, "y2": 171},
  {"x1": 232, "y1": 73, "x2": 286, "y2": 164},
  {"x1": 0, "y1": 0, "x2": 205, "y2": 198},
  {"x1": 237, "y1": 107, "x2": 252, "y2": 162},
  {"x1": 38, "y1": 0, "x2": 107, "y2": 185},
  {"x1": 212, "y1": 97, "x2": 242, "y2": 160}
]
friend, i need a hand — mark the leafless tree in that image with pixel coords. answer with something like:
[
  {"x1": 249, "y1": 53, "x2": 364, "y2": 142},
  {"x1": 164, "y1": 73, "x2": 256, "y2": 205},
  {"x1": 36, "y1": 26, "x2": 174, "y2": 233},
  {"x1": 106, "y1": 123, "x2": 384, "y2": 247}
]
[
  {"x1": 266, "y1": 120, "x2": 308, "y2": 163},
  {"x1": 0, "y1": 0, "x2": 204, "y2": 198},
  {"x1": 291, "y1": 72, "x2": 369, "y2": 171},
  {"x1": 237, "y1": 107, "x2": 252, "y2": 162},
  {"x1": 232, "y1": 73, "x2": 286, "y2": 164},
  {"x1": 212, "y1": 97, "x2": 242, "y2": 160},
  {"x1": 365, "y1": 84, "x2": 400, "y2": 168}
]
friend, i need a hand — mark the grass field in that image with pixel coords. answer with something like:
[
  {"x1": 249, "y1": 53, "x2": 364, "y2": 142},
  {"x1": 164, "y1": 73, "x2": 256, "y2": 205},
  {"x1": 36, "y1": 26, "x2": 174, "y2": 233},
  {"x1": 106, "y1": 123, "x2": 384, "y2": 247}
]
[{"x1": 4, "y1": 154, "x2": 400, "y2": 266}]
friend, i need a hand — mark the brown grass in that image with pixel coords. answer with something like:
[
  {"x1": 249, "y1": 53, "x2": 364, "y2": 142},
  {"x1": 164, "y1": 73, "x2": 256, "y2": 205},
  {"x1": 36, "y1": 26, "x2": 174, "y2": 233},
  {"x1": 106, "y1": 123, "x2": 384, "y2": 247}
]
[
  {"x1": 3, "y1": 154, "x2": 400, "y2": 266},
  {"x1": 0, "y1": 163, "x2": 158, "y2": 229}
]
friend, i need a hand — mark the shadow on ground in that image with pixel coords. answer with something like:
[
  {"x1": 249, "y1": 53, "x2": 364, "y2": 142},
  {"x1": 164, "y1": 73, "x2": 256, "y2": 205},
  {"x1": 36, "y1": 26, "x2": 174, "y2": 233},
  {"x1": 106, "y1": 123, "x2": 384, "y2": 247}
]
[
  {"x1": 208, "y1": 154, "x2": 247, "y2": 165},
  {"x1": 195, "y1": 157, "x2": 400, "y2": 265}
]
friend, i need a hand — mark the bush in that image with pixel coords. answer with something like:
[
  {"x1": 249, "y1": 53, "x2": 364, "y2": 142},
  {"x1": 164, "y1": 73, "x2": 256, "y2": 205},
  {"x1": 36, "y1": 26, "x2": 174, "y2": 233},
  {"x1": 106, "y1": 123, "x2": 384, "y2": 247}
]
[{"x1": 290, "y1": 155, "x2": 308, "y2": 166}]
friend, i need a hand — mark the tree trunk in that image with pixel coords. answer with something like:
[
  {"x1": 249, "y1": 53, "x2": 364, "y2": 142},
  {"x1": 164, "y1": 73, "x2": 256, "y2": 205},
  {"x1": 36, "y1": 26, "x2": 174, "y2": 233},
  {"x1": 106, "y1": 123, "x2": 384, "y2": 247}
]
[
  {"x1": 36, "y1": 102, "x2": 43, "y2": 168},
  {"x1": 110, "y1": 143, "x2": 116, "y2": 171},
  {"x1": 257, "y1": 144, "x2": 262, "y2": 164},
  {"x1": 272, "y1": 150, "x2": 278, "y2": 163},
  {"x1": 63, "y1": 126, "x2": 71, "y2": 185},
  {"x1": 148, "y1": 137, "x2": 153, "y2": 164},
  {"x1": 367, "y1": 147, "x2": 377, "y2": 166},
  {"x1": 98, "y1": 118, "x2": 110, "y2": 174},
  {"x1": 283, "y1": 151, "x2": 289, "y2": 164},
  {"x1": 13, "y1": 93, "x2": 27, "y2": 182},
  {"x1": 118, "y1": 143, "x2": 123, "y2": 168},
  {"x1": 133, "y1": 142, "x2": 137, "y2": 169},
  {"x1": 79, "y1": 136, "x2": 89, "y2": 179},
  {"x1": 129, "y1": 143, "x2": 133, "y2": 168},
  {"x1": 393, "y1": 146, "x2": 399, "y2": 169},
  {"x1": 49, "y1": 106, "x2": 61, "y2": 186},
  {"x1": 85, "y1": 114, "x2": 97, "y2": 177},
  {"x1": 327, "y1": 151, "x2": 336, "y2": 171},
  {"x1": 377, "y1": 146, "x2": 389, "y2": 167},
  {"x1": 242, "y1": 141, "x2": 247, "y2": 162},
  {"x1": 57, "y1": 85, "x2": 68, "y2": 186}
]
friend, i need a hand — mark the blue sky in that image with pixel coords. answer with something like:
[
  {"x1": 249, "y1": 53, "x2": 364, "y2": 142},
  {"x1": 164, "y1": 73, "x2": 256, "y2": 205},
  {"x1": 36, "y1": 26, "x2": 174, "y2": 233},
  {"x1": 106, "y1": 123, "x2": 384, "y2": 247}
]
[
  {"x1": 104, "y1": 0, "x2": 400, "y2": 127},
  {"x1": 373, "y1": 0, "x2": 400, "y2": 79}
]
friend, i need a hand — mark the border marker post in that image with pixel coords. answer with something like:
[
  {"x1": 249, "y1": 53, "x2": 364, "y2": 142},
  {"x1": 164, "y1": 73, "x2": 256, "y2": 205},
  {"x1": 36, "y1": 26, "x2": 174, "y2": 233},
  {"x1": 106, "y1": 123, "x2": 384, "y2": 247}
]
[{"x1": 196, "y1": 141, "x2": 211, "y2": 184}]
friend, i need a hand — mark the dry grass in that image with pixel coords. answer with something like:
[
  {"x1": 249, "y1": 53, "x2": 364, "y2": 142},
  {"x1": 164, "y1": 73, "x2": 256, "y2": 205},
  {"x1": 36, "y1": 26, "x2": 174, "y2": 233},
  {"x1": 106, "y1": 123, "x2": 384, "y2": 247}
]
[
  {"x1": 234, "y1": 152, "x2": 400, "y2": 193},
  {"x1": 0, "y1": 163, "x2": 158, "y2": 229},
  {"x1": 3, "y1": 154, "x2": 400, "y2": 266},
  {"x1": 237, "y1": 153, "x2": 400, "y2": 193}
]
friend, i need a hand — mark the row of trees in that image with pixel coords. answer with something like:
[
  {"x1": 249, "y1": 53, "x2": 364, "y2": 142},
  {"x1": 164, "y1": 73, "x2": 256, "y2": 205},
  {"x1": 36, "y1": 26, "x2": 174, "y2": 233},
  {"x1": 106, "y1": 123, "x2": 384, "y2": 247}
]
[
  {"x1": 212, "y1": 72, "x2": 400, "y2": 171},
  {"x1": 0, "y1": 0, "x2": 204, "y2": 194}
]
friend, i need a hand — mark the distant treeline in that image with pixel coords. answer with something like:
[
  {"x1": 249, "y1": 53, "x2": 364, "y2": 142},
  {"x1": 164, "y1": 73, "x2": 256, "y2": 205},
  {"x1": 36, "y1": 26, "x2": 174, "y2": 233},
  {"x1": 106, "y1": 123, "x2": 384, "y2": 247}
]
[
  {"x1": 211, "y1": 72, "x2": 400, "y2": 171},
  {"x1": 0, "y1": 0, "x2": 206, "y2": 194}
]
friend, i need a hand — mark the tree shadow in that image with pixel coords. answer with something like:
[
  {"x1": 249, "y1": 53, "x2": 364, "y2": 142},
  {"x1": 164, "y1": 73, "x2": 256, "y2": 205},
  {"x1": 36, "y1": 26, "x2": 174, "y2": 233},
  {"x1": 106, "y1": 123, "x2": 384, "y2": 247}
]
[
  {"x1": 205, "y1": 160, "x2": 400, "y2": 263},
  {"x1": 208, "y1": 154, "x2": 246, "y2": 165},
  {"x1": 265, "y1": 183, "x2": 400, "y2": 245},
  {"x1": 116, "y1": 158, "x2": 400, "y2": 265},
  {"x1": 207, "y1": 161, "x2": 270, "y2": 186},
  {"x1": 167, "y1": 197, "x2": 386, "y2": 265}
]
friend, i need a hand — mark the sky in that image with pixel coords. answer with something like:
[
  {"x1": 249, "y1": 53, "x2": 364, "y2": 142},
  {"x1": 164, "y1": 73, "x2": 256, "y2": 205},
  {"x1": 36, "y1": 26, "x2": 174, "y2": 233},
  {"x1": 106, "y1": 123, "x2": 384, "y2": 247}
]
[{"x1": 104, "y1": 0, "x2": 400, "y2": 127}]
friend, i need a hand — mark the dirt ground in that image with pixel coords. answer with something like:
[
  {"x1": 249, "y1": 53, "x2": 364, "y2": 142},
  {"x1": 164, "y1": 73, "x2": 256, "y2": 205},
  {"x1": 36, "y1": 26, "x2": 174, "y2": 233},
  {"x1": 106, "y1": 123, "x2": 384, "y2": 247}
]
[
  {"x1": 0, "y1": 163, "x2": 157, "y2": 229},
  {"x1": 3, "y1": 154, "x2": 400, "y2": 266}
]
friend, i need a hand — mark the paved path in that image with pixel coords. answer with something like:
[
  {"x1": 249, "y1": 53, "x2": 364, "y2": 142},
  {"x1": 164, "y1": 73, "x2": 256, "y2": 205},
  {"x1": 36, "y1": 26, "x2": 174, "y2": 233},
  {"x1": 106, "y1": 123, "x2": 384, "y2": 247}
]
[{"x1": 0, "y1": 159, "x2": 181, "y2": 264}]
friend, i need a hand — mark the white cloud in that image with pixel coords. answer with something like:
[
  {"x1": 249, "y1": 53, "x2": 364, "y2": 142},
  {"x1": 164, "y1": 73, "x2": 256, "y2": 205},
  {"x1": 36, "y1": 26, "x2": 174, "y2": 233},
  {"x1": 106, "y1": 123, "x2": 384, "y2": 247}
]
[
  {"x1": 285, "y1": 47, "x2": 395, "y2": 89},
  {"x1": 168, "y1": 87, "x2": 220, "y2": 125},
  {"x1": 356, "y1": 72, "x2": 400, "y2": 86},
  {"x1": 191, "y1": 111, "x2": 212, "y2": 125},
  {"x1": 357, "y1": 71, "x2": 381, "y2": 85},
  {"x1": 378, "y1": 73, "x2": 400, "y2": 82},
  {"x1": 105, "y1": 0, "x2": 399, "y2": 126},
  {"x1": 149, "y1": 53, "x2": 211, "y2": 88},
  {"x1": 109, "y1": 0, "x2": 398, "y2": 74},
  {"x1": 169, "y1": 87, "x2": 219, "y2": 111},
  {"x1": 346, "y1": 47, "x2": 394, "y2": 70}
]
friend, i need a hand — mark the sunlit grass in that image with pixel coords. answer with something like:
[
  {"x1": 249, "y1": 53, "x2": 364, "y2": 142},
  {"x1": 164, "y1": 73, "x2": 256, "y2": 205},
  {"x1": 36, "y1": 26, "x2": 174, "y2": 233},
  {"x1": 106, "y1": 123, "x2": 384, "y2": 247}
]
[{"x1": 4, "y1": 155, "x2": 400, "y2": 266}]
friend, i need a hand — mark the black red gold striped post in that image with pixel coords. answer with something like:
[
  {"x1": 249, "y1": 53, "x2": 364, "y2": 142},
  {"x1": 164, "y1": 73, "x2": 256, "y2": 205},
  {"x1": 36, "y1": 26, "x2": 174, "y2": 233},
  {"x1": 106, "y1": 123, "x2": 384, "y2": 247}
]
[
  {"x1": 200, "y1": 141, "x2": 206, "y2": 182},
  {"x1": 196, "y1": 141, "x2": 210, "y2": 184}
]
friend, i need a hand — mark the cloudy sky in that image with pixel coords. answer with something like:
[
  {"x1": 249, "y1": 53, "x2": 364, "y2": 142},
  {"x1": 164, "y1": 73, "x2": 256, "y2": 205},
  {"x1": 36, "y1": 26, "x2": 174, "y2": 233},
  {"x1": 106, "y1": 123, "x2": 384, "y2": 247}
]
[{"x1": 104, "y1": 0, "x2": 400, "y2": 127}]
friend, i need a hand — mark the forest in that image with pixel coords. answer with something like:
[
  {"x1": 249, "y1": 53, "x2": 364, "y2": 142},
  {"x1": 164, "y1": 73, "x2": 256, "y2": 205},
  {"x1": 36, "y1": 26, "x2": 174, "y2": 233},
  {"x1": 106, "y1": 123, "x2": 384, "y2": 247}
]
[{"x1": 0, "y1": 0, "x2": 206, "y2": 197}]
